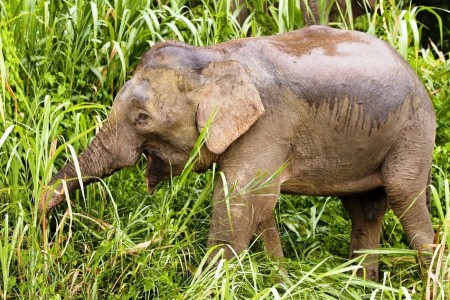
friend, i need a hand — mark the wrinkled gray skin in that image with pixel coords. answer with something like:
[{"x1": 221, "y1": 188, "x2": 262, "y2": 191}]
[{"x1": 41, "y1": 26, "x2": 435, "y2": 281}]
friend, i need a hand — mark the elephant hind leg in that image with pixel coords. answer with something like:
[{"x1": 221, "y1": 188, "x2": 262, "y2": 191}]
[
  {"x1": 341, "y1": 187, "x2": 388, "y2": 281},
  {"x1": 381, "y1": 133, "x2": 435, "y2": 250}
]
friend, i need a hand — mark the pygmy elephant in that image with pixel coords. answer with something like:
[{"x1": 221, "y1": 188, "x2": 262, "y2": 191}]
[{"x1": 40, "y1": 25, "x2": 436, "y2": 281}]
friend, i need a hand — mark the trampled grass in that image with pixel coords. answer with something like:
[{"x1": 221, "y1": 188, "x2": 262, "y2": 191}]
[{"x1": 1, "y1": 0, "x2": 449, "y2": 299}]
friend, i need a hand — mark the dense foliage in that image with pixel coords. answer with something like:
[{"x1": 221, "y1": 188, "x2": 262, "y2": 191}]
[{"x1": 1, "y1": 0, "x2": 449, "y2": 299}]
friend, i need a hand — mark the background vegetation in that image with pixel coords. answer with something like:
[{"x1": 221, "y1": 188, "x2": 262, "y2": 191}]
[{"x1": 0, "y1": 0, "x2": 449, "y2": 299}]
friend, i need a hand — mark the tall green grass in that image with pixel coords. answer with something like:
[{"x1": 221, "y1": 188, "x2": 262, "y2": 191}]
[{"x1": 1, "y1": 0, "x2": 449, "y2": 298}]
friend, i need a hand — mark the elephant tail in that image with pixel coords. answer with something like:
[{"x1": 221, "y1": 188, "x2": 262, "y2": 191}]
[{"x1": 426, "y1": 169, "x2": 432, "y2": 213}]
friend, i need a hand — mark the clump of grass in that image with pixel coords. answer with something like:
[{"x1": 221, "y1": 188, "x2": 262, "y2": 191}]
[
  {"x1": 365, "y1": 0, "x2": 444, "y2": 63},
  {"x1": 0, "y1": 0, "x2": 449, "y2": 299}
]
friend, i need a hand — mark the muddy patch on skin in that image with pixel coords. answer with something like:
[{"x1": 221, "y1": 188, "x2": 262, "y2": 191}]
[{"x1": 268, "y1": 26, "x2": 369, "y2": 57}]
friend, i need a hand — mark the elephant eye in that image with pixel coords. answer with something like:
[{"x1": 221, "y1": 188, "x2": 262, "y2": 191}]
[
  {"x1": 134, "y1": 112, "x2": 150, "y2": 126},
  {"x1": 138, "y1": 113, "x2": 149, "y2": 121}
]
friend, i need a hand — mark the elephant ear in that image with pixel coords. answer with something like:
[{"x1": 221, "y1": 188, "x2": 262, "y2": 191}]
[{"x1": 195, "y1": 60, "x2": 265, "y2": 154}]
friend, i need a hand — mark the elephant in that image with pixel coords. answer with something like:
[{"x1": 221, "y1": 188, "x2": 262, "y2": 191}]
[{"x1": 40, "y1": 25, "x2": 436, "y2": 281}]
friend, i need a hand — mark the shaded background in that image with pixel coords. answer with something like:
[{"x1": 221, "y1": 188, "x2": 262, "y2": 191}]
[{"x1": 415, "y1": 0, "x2": 450, "y2": 53}]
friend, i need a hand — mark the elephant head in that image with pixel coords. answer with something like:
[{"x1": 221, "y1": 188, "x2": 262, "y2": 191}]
[{"x1": 39, "y1": 42, "x2": 264, "y2": 213}]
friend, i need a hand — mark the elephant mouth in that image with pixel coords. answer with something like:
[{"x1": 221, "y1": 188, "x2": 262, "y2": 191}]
[
  {"x1": 145, "y1": 152, "x2": 155, "y2": 194},
  {"x1": 144, "y1": 149, "x2": 167, "y2": 194},
  {"x1": 143, "y1": 148, "x2": 172, "y2": 195}
]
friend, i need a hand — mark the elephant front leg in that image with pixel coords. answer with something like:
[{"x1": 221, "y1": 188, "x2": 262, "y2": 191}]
[
  {"x1": 207, "y1": 195, "x2": 255, "y2": 258},
  {"x1": 207, "y1": 172, "x2": 281, "y2": 260},
  {"x1": 255, "y1": 212, "x2": 284, "y2": 259}
]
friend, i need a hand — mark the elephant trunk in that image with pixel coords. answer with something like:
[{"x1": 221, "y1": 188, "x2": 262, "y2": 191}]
[{"x1": 40, "y1": 119, "x2": 140, "y2": 213}]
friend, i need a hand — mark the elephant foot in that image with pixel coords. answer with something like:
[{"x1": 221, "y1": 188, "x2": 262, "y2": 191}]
[
  {"x1": 417, "y1": 242, "x2": 438, "y2": 278},
  {"x1": 357, "y1": 259, "x2": 379, "y2": 282}
]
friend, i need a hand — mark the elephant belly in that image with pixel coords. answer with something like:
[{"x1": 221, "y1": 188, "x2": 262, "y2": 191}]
[{"x1": 280, "y1": 170, "x2": 383, "y2": 196}]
